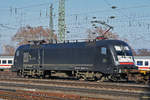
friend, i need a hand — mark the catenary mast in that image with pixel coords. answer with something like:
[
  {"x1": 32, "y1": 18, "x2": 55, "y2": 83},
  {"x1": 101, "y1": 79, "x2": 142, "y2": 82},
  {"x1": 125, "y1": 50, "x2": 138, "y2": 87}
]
[
  {"x1": 58, "y1": 0, "x2": 65, "y2": 42},
  {"x1": 49, "y1": 4, "x2": 54, "y2": 41}
]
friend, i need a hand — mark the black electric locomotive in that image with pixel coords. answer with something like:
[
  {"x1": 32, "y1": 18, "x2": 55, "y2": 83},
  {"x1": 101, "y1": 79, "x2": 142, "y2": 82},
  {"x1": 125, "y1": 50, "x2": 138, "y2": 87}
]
[{"x1": 12, "y1": 39, "x2": 137, "y2": 81}]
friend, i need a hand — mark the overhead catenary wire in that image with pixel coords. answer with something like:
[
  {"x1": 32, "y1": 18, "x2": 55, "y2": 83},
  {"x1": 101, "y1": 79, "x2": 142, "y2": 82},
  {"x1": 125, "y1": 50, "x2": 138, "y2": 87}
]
[
  {"x1": 0, "y1": 1, "x2": 150, "y2": 49},
  {"x1": 1, "y1": 3, "x2": 150, "y2": 16},
  {"x1": 0, "y1": 2, "x2": 57, "y2": 11}
]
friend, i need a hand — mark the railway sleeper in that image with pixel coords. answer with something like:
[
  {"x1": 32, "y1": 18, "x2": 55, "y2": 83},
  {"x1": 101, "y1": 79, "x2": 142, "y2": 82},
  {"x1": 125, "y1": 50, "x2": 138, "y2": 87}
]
[{"x1": 127, "y1": 73, "x2": 150, "y2": 84}]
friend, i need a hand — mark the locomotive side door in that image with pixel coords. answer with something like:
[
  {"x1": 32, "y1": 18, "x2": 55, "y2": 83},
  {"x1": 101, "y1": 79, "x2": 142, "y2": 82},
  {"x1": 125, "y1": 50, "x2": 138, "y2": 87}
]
[
  {"x1": 23, "y1": 46, "x2": 41, "y2": 69},
  {"x1": 35, "y1": 47, "x2": 44, "y2": 69},
  {"x1": 96, "y1": 46, "x2": 113, "y2": 74},
  {"x1": 39, "y1": 47, "x2": 44, "y2": 69}
]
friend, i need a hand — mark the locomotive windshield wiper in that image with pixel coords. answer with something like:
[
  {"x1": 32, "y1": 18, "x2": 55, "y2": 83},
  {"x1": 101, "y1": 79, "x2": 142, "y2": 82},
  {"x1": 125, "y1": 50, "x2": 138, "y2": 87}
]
[{"x1": 120, "y1": 46, "x2": 126, "y2": 58}]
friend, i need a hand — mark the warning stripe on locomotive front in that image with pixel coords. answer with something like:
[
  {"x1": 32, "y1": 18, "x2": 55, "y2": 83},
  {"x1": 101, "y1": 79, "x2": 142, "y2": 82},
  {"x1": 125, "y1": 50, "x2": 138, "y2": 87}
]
[{"x1": 119, "y1": 62, "x2": 134, "y2": 65}]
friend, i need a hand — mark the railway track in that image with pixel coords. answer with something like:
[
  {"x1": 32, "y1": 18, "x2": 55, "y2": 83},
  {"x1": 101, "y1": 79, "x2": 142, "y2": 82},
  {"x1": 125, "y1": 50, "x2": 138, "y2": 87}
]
[
  {"x1": 0, "y1": 89, "x2": 69, "y2": 100},
  {"x1": 0, "y1": 88, "x2": 100, "y2": 100},
  {"x1": 0, "y1": 78, "x2": 150, "y2": 100},
  {"x1": 0, "y1": 78, "x2": 149, "y2": 91},
  {"x1": 0, "y1": 71, "x2": 150, "y2": 100},
  {"x1": 0, "y1": 70, "x2": 17, "y2": 78}
]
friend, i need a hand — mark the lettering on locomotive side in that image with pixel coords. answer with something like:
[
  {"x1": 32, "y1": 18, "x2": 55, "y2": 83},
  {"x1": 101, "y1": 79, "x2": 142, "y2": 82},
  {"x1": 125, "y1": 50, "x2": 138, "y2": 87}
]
[
  {"x1": 74, "y1": 64, "x2": 93, "y2": 70},
  {"x1": 75, "y1": 67, "x2": 89, "y2": 70}
]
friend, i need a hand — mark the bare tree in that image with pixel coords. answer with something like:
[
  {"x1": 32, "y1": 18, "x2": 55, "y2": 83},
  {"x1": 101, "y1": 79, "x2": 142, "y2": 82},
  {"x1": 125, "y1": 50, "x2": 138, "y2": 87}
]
[
  {"x1": 136, "y1": 49, "x2": 150, "y2": 56},
  {"x1": 132, "y1": 49, "x2": 137, "y2": 56},
  {"x1": 12, "y1": 25, "x2": 57, "y2": 46},
  {"x1": 3, "y1": 45, "x2": 15, "y2": 56}
]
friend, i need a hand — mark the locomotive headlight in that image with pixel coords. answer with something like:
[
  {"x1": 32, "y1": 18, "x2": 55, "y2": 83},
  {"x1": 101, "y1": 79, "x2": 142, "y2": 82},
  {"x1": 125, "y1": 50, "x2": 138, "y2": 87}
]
[
  {"x1": 115, "y1": 61, "x2": 119, "y2": 65},
  {"x1": 119, "y1": 69, "x2": 122, "y2": 73}
]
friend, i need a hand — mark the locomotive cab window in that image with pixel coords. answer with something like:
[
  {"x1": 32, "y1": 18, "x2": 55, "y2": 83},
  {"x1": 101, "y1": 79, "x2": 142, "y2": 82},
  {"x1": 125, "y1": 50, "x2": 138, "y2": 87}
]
[
  {"x1": 0, "y1": 60, "x2": 1, "y2": 64},
  {"x1": 16, "y1": 51, "x2": 19, "y2": 56},
  {"x1": 101, "y1": 47, "x2": 107, "y2": 55},
  {"x1": 114, "y1": 45, "x2": 132, "y2": 56}
]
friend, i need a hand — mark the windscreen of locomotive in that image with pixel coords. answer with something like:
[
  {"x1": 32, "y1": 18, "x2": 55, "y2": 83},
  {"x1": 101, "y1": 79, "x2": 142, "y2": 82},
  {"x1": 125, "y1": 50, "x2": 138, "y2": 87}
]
[{"x1": 114, "y1": 45, "x2": 132, "y2": 56}]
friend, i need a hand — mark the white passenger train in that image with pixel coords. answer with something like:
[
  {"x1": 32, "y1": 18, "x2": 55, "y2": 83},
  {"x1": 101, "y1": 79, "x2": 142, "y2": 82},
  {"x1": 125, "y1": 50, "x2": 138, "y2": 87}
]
[
  {"x1": 134, "y1": 56, "x2": 150, "y2": 71},
  {"x1": 0, "y1": 56, "x2": 14, "y2": 71},
  {"x1": 0, "y1": 55, "x2": 149, "y2": 72}
]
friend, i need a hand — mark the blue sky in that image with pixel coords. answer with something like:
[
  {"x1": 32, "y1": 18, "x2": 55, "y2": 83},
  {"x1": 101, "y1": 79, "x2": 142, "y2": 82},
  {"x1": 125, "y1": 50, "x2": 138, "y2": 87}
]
[{"x1": 0, "y1": 0, "x2": 150, "y2": 53}]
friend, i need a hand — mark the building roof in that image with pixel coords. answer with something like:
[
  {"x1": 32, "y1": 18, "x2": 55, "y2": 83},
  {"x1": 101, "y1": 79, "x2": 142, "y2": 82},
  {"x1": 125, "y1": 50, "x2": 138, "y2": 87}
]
[
  {"x1": 134, "y1": 56, "x2": 150, "y2": 59},
  {"x1": 0, "y1": 56, "x2": 14, "y2": 59}
]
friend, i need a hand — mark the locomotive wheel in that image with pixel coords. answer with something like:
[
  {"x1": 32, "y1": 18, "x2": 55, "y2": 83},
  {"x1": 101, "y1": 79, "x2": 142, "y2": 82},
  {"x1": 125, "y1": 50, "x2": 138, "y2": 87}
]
[
  {"x1": 99, "y1": 76, "x2": 106, "y2": 82},
  {"x1": 17, "y1": 71, "x2": 22, "y2": 77},
  {"x1": 79, "y1": 77, "x2": 85, "y2": 81},
  {"x1": 144, "y1": 80, "x2": 150, "y2": 84},
  {"x1": 108, "y1": 75, "x2": 119, "y2": 82},
  {"x1": 78, "y1": 75, "x2": 87, "y2": 81},
  {"x1": 97, "y1": 75, "x2": 108, "y2": 82},
  {"x1": 17, "y1": 70, "x2": 25, "y2": 78}
]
